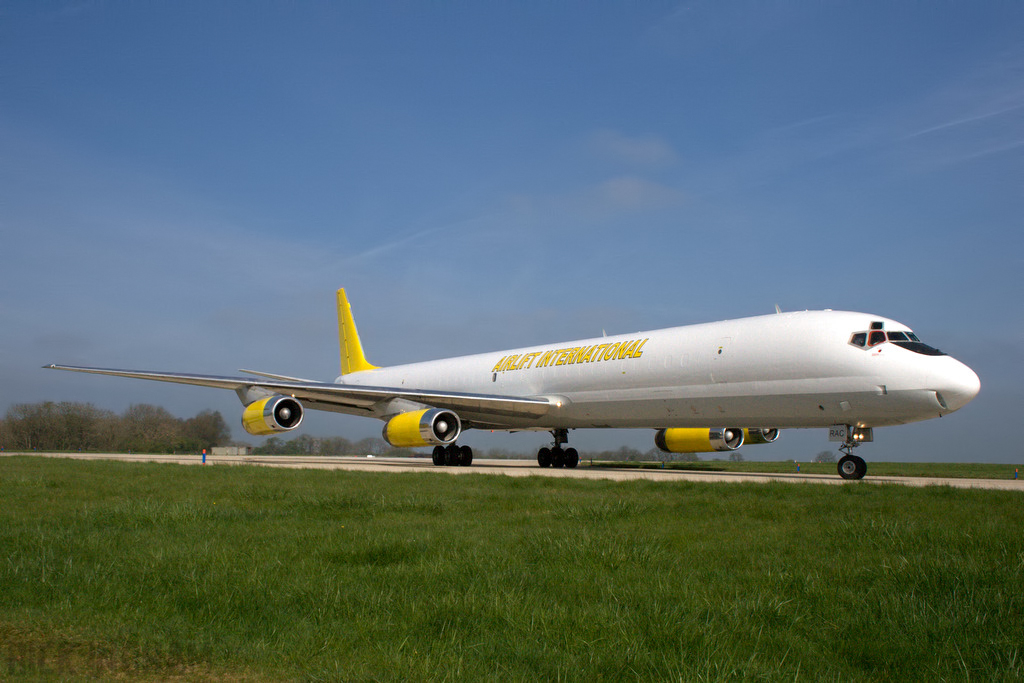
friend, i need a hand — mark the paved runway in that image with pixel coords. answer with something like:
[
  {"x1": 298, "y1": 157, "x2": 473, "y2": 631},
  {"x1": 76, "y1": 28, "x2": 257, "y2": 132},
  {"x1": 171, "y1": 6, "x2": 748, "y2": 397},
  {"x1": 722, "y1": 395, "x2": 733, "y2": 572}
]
[{"x1": 4, "y1": 452, "x2": 1022, "y2": 490}]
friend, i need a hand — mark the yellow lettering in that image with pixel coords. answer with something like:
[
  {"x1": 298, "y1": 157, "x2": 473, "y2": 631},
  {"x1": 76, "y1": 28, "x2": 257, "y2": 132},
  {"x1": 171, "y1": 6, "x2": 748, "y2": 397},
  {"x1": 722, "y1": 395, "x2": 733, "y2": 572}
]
[
  {"x1": 580, "y1": 345, "x2": 595, "y2": 363},
  {"x1": 602, "y1": 342, "x2": 621, "y2": 361},
  {"x1": 492, "y1": 357, "x2": 506, "y2": 373},
  {"x1": 618, "y1": 339, "x2": 639, "y2": 359},
  {"x1": 592, "y1": 343, "x2": 609, "y2": 362},
  {"x1": 537, "y1": 350, "x2": 553, "y2": 368},
  {"x1": 632, "y1": 338, "x2": 649, "y2": 358}
]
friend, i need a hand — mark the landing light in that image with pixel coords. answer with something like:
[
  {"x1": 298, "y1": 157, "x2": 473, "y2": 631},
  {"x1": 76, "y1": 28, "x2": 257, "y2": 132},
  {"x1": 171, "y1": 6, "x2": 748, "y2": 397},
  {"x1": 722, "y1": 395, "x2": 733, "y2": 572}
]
[{"x1": 851, "y1": 427, "x2": 873, "y2": 443}]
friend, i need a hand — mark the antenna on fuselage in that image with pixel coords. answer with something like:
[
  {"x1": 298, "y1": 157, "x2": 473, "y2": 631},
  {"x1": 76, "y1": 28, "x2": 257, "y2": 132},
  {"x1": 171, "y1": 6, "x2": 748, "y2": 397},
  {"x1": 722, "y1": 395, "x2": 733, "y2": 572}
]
[{"x1": 775, "y1": 304, "x2": 783, "y2": 314}]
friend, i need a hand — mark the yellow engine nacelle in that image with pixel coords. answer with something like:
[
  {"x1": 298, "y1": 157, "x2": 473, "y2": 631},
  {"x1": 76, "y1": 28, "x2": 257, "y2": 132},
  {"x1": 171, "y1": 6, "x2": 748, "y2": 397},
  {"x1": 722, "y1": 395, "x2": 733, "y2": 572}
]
[
  {"x1": 383, "y1": 408, "x2": 461, "y2": 448},
  {"x1": 654, "y1": 427, "x2": 744, "y2": 453},
  {"x1": 242, "y1": 395, "x2": 304, "y2": 436},
  {"x1": 744, "y1": 428, "x2": 780, "y2": 445}
]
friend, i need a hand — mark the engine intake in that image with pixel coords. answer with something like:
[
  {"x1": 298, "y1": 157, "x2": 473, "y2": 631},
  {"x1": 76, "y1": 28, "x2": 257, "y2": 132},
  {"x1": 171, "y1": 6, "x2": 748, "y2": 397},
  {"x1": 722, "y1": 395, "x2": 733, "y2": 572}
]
[
  {"x1": 654, "y1": 427, "x2": 744, "y2": 453},
  {"x1": 383, "y1": 408, "x2": 461, "y2": 448},
  {"x1": 241, "y1": 395, "x2": 304, "y2": 436}
]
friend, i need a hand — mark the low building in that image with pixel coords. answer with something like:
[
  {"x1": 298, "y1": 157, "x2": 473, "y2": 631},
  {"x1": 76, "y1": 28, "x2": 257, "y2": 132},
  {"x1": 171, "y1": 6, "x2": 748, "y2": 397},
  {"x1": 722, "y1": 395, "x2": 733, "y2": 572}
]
[{"x1": 211, "y1": 446, "x2": 253, "y2": 456}]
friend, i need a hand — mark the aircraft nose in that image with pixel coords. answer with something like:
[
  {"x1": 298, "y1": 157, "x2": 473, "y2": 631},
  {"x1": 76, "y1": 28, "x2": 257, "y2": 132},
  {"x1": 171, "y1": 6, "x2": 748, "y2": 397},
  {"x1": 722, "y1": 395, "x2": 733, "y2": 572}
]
[{"x1": 935, "y1": 360, "x2": 981, "y2": 412}]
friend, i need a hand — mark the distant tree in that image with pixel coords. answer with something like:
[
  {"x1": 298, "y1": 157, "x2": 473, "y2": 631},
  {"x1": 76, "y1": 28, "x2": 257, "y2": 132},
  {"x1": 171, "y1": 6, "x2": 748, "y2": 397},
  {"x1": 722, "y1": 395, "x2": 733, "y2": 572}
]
[
  {"x1": 354, "y1": 437, "x2": 389, "y2": 456},
  {"x1": 288, "y1": 434, "x2": 321, "y2": 455},
  {"x1": 2, "y1": 401, "x2": 236, "y2": 453},
  {"x1": 119, "y1": 404, "x2": 181, "y2": 453},
  {"x1": 814, "y1": 450, "x2": 836, "y2": 463},
  {"x1": 729, "y1": 451, "x2": 744, "y2": 462},
  {"x1": 319, "y1": 436, "x2": 353, "y2": 455},
  {"x1": 254, "y1": 436, "x2": 287, "y2": 455},
  {"x1": 4, "y1": 402, "x2": 68, "y2": 451},
  {"x1": 182, "y1": 410, "x2": 231, "y2": 451}
]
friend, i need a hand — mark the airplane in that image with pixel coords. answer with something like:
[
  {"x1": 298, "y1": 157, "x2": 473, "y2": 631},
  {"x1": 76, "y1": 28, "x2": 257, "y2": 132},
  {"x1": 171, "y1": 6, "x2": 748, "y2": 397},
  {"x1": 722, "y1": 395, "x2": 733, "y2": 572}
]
[{"x1": 46, "y1": 288, "x2": 981, "y2": 480}]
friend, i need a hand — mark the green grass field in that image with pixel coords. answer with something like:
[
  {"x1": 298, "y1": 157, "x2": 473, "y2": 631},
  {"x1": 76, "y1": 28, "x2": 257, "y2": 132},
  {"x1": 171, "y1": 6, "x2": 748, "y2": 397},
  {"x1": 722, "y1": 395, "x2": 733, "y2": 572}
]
[{"x1": 1, "y1": 456, "x2": 1022, "y2": 681}]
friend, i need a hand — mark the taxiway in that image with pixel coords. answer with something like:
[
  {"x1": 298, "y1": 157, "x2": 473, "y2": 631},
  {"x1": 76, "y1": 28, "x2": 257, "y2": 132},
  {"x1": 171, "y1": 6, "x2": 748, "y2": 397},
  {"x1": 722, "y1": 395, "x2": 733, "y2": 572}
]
[{"x1": 3, "y1": 453, "x2": 1021, "y2": 490}]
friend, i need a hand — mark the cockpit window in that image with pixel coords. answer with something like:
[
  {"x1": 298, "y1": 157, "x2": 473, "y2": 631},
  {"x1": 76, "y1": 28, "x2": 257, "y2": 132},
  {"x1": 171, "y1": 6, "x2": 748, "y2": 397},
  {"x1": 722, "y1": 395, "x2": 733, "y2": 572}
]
[
  {"x1": 848, "y1": 323, "x2": 946, "y2": 355},
  {"x1": 891, "y1": 340, "x2": 946, "y2": 356}
]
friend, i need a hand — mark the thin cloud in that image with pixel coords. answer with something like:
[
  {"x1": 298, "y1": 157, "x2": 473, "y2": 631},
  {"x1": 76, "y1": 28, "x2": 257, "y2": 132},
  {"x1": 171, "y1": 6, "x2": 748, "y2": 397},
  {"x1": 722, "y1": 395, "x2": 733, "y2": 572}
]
[
  {"x1": 591, "y1": 129, "x2": 679, "y2": 167},
  {"x1": 594, "y1": 176, "x2": 681, "y2": 210},
  {"x1": 337, "y1": 214, "x2": 491, "y2": 266},
  {"x1": 340, "y1": 225, "x2": 447, "y2": 264},
  {"x1": 904, "y1": 102, "x2": 1024, "y2": 139}
]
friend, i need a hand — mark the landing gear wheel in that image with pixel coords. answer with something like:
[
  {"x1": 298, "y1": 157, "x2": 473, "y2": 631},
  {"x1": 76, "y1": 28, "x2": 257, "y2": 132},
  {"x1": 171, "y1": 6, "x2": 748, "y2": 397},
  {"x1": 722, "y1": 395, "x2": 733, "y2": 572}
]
[
  {"x1": 563, "y1": 447, "x2": 579, "y2": 469},
  {"x1": 459, "y1": 445, "x2": 473, "y2": 467},
  {"x1": 432, "y1": 446, "x2": 445, "y2": 466},
  {"x1": 444, "y1": 444, "x2": 460, "y2": 467},
  {"x1": 552, "y1": 447, "x2": 565, "y2": 468},
  {"x1": 538, "y1": 447, "x2": 552, "y2": 468},
  {"x1": 838, "y1": 454, "x2": 867, "y2": 480}
]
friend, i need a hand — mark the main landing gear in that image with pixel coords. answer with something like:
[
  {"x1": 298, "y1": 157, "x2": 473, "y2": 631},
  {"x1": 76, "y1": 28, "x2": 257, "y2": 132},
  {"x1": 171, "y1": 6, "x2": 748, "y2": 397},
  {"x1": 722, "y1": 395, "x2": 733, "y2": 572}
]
[
  {"x1": 432, "y1": 444, "x2": 473, "y2": 467},
  {"x1": 537, "y1": 429, "x2": 580, "y2": 469},
  {"x1": 837, "y1": 436, "x2": 867, "y2": 480}
]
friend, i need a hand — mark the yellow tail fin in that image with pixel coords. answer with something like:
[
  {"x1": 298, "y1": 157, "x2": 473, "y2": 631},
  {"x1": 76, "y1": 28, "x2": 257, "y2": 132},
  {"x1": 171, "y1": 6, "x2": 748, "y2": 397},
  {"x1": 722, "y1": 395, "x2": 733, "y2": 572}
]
[{"x1": 336, "y1": 288, "x2": 378, "y2": 375}]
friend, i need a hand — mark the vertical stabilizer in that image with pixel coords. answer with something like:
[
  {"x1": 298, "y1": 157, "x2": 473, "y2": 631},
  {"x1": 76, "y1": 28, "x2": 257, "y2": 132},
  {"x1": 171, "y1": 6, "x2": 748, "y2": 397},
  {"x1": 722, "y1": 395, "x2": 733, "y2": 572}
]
[{"x1": 336, "y1": 288, "x2": 378, "y2": 375}]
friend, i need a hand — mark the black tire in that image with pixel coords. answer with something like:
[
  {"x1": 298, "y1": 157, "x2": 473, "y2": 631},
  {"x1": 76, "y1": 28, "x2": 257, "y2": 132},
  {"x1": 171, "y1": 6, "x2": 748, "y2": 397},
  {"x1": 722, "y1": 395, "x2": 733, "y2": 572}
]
[
  {"x1": 459, "y1": 445, "x2": 473, "y2": 467},
  {"x1": 444, "y1": 444, "x2": 460, "y2": 467},
  {"x1": 563, "y1": 447, "x2": 579, "y2": 469},
  {"x1": 538, "y1": 447, "x2": 552, "y2": 468},
  {"x1": 552, "y1": 448, "x2": 565, "y2": 468},
  {"x1": 838, "y1": 454, "x2": 864, "y2": 480},
  {"x1": 432, "y1": 446, "x2": 445, "y2": 466},
  {"x1": 854, "y1": 455, "x2": 867, "y2": 479}
]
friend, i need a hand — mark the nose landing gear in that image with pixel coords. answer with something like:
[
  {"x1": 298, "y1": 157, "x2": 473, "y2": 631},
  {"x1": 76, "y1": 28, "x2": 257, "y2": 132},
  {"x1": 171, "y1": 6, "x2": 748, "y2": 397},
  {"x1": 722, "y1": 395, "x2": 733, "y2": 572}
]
[
  {"x1": 837, "y1": 435, "x2": 867, "y2": 480},
  {"x1": 537, "y1": 428, "x2": 579, "y2": 469}
]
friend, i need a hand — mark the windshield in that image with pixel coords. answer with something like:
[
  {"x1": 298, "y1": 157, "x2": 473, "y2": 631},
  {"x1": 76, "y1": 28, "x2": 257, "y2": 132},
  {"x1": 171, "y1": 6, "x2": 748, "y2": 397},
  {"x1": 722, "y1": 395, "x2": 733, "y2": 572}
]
[{"x1": 848, "y1": 323, "x2": 946, "y2": 356}]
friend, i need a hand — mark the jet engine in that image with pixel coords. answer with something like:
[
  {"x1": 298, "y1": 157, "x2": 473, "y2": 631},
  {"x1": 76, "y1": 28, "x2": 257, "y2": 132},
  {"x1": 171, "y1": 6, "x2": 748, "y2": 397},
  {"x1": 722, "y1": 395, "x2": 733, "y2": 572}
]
[
  {"x1": 654, "y1": 427, "x2": 744, "y2": 453},
  {"x1": 242, "y1": 395, "x2": 304, "y2": 436},
  {"x1": 744, "y1": 428, "x2": 780, "y2": 445},
  {"x1": 383, "y1": 408, "x2": 461, "y2": 448}
]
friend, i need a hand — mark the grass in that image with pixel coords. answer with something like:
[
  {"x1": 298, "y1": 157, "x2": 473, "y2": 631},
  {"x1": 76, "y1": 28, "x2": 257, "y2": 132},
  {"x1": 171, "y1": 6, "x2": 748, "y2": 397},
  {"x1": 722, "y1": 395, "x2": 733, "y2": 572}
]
[
  {"x1": 590, "y1": 459, "x2": 1023, "y2": 480},
  {"x1": 1, "y1": 456, "x2": 1022, "y2": 681}
]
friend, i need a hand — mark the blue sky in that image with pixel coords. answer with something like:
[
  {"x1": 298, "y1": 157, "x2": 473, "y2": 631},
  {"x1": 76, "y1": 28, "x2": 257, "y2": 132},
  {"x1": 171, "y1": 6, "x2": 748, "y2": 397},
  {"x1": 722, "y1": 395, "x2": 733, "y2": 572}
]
[{"x1": 2, "y1": 2, "x2": 1022, "y2": 462}]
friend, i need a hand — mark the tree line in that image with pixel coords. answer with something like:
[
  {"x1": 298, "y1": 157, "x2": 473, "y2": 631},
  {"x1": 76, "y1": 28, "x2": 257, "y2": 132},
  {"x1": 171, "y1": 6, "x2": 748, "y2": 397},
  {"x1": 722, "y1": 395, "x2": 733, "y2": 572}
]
[
  {"x1": 0, "y1": 401, "x2": 231, "y2": 454},
  {"x1": 2, "y1": 401, "x2": 739, "y2": 461},
  {"x1": 254, "y1": 434, "x2": 397, "y2": 456}
]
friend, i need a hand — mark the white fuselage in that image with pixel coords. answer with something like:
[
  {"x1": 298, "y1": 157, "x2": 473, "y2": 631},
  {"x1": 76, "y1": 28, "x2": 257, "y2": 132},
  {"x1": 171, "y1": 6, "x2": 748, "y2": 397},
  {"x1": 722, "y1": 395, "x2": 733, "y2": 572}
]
[{"x1": 337, "y1": 310, "x2": 980, "y2": 432}]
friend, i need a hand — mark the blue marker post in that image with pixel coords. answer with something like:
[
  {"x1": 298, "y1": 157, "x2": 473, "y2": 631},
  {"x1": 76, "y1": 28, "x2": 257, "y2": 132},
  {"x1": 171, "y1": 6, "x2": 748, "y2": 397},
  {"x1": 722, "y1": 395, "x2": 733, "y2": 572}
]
[
  {"x1": 796, "y1": 463, "x2": 800, "y2": 473},
  {"x1": 1015, "y1": 468, "x2": 1018, "y2": 480},
  {"x1": 202, "y1": 449, "x2": 207, "y2": 465}
]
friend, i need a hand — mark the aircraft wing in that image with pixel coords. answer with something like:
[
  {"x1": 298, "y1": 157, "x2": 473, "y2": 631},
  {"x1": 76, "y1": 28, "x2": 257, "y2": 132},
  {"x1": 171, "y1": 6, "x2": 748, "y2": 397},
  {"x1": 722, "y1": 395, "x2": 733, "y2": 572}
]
[{"x1": 44, "y1": 364, "x2": 553, "y2": 421}]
